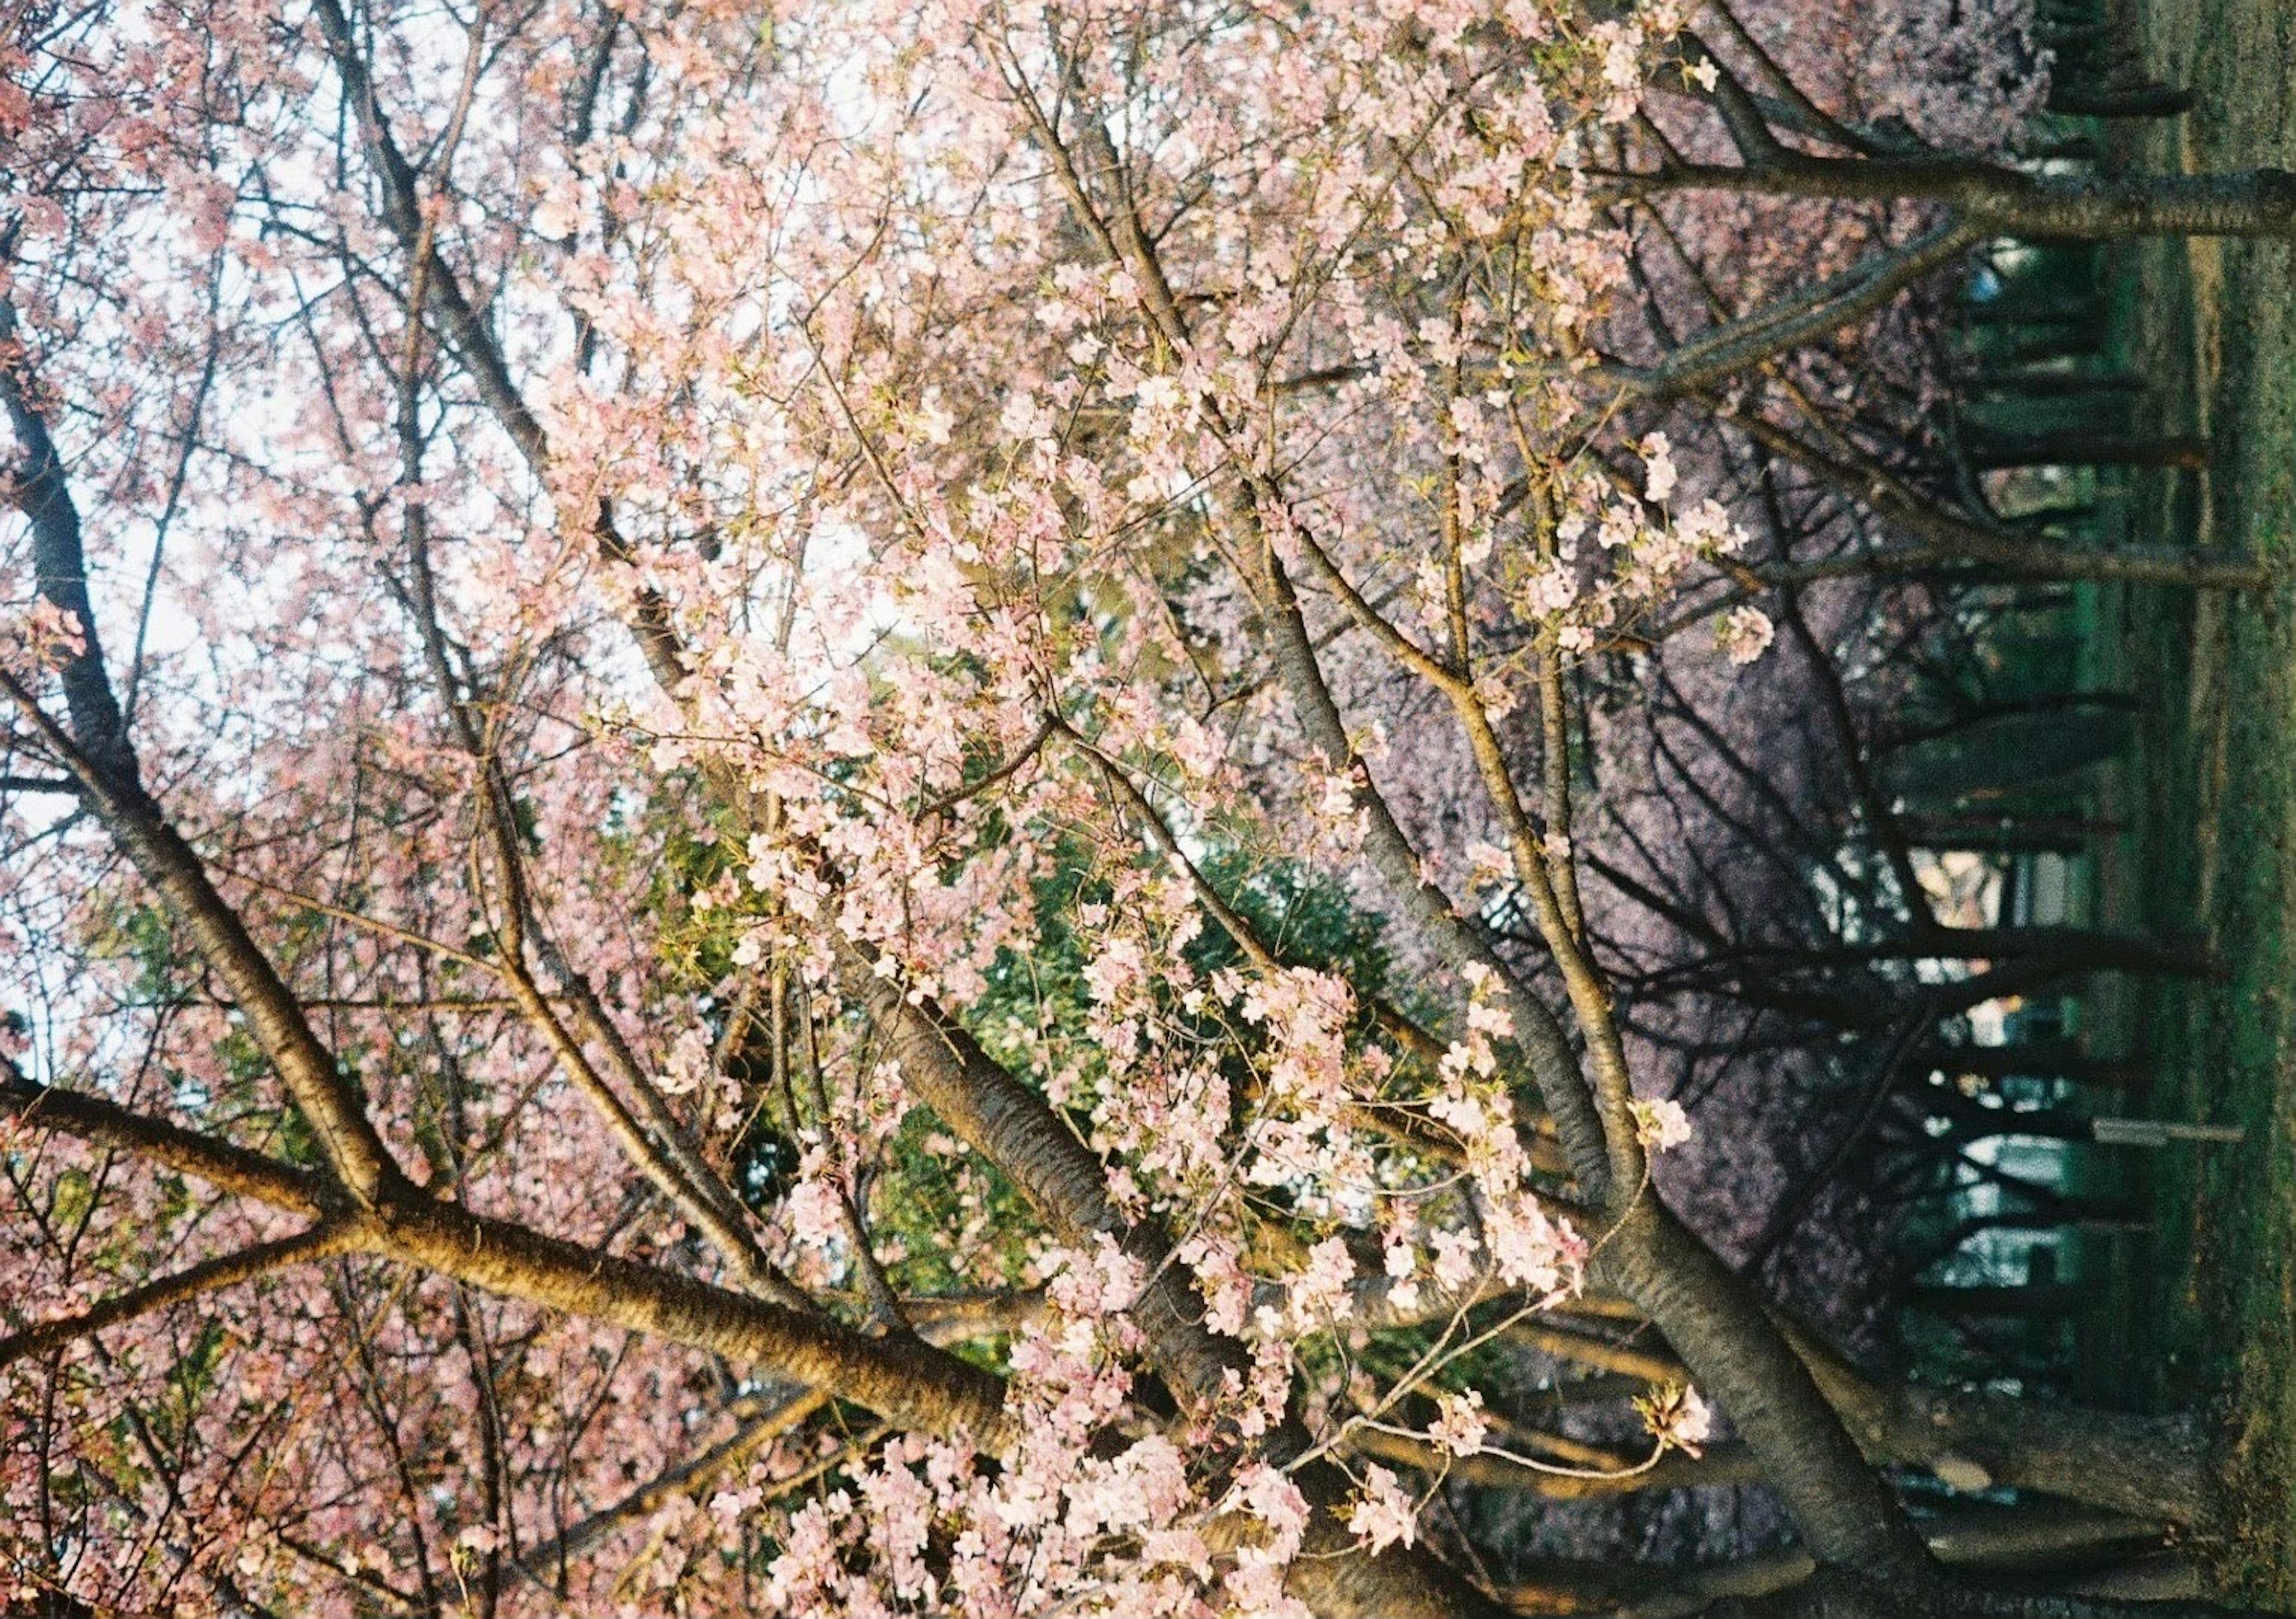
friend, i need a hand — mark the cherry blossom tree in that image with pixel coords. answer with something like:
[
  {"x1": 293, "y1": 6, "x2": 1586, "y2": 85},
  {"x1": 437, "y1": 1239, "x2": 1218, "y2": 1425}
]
[{"x1": 2, "y1": 0, "x2": 2280, "y2": 1615}]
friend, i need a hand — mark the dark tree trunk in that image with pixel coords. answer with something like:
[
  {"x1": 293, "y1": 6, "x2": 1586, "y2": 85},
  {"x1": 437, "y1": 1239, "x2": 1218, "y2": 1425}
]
[
  {"x1": 1899, "y1": 813, "x2": 2125, "y2": 854},
  {"x1": 1966, "y1": 369, "x2": 2147, "y2": 400},
  {"x1": 1906, "y1": 1281, "x2": 2089, "y2": 1318},
  {"x1": 1919, "y1": 1038, "x2": 2141, "y2": 1089},
  {"x1": 2045, "y1": 81, "x2": 2198, "y2": 119},
  {"x1": 1599, "y1": 1198, "x2": 1938, "y2": 1584},
  {"x1": 1504, "y1": 1502, "x2": 2172, "y2": 1617},
  {"x1": 1638, "y1": 159, "x2": 2296, "y2": 240},
  {"x1": 1964, "y1": 433, "x2": 2209, "y2": 471},
  {"x1": 1785, "y1": 1325, "x2": 2219, "y2": 1526}
]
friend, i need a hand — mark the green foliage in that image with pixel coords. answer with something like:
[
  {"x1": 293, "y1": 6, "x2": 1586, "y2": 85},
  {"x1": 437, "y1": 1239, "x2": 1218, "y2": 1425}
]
[
  {"x1": 633, "y1": 804, "x2": 748, "y2": 991},
  {"x1": 966, "y1": 832, "x2": 1399, "y2": 1090}
]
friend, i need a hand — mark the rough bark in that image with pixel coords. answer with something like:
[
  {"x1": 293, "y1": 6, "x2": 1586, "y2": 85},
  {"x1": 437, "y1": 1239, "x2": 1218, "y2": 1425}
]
[
  {"x1": 1964, "y1": 433, "x2": 2209, "y2": 472},
  {"x1": 1506, "y1": 1503, "x2": 2167, "y2": 1617},
  {"x1": 1, "y1": 304, "x2": 138, "y2": 786},
  {"x1": 1592, "y1": 1198, "x2": 1935, "y2": 1583},
  {"x1": 1631, "y1": 158, "x2": 2296, "y2": 241},
  {"x1": 1783, "y1": 1322, "x2": 2219, "y2": 1525},
  {"x1": 371, "y1": 1193, "x2": 1016, "y2": 1443},
  {"x1": 2044, "y1": 81, "x2": 2197, "y2": 120},
  {"x1": 1723, "y1": 410, "x2": 2273, "y2": 591},
  {"x1": 0, "y1": 1063, "x2": 1018, "y2": 1443}
]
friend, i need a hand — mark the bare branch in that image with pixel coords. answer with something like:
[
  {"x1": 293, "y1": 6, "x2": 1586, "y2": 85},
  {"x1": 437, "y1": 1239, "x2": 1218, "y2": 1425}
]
[
  {"x1": 0, "y1": 1222, "x2": 357, "y2": 1371},
  {"x1": 1595, "y1": 220, "x2": 1982, "y2": 401}
]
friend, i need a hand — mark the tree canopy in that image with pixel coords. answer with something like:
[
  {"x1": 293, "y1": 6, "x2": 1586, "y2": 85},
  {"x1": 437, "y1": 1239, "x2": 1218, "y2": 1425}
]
[{"x1": 1, "y1": 1, "x2": 2283, "y2": 1615}]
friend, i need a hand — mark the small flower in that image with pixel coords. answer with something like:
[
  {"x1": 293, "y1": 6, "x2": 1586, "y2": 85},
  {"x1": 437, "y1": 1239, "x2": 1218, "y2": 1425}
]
[
  {"x1": 1234, "y1": 1462, "x2": 1311, "y2": 1563},
  {"x1": 1639, "y1": 432, "x2": 1677, "y2": 504},
  {"x1": 1465, "y1": 839, "x2": 1514, "y2": 887},
  {"x1": 708, "y1": 1483, "x2": 764, "y2": 1522},
  {"x1": 1430, "y1": 1227, "x2": 1481, "y2": 1291},
  {"x1": 1718, "y1": 605, "x2": 1775, "y2": 665},
  {"x1": 1629, "y1": 1096, "x2": 1693, "y2": 1152},
  {"x1": 655, "y1": 1027, "x2": 713, "y2": 1096},
  {"x1": 1465, "y1": 1000, "x2": 1513, "y2": 1038},
  {"x1": 1346, "y1": 1465, "x2": 1418, "y2": 1552},
  {"x1": 1636, "y1": 1383, "x2": 1714, "y2": 1456},
  {"x1": 4, "y1": 600, "x2": 86, "y2": 674},
  {"x1": 1430, "y1": 1390, "x2": 1489, "y2": 1457}
]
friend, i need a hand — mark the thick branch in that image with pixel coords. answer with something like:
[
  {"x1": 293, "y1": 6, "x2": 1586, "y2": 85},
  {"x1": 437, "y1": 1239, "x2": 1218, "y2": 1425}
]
[
  {"x1": 1, "y1": 299, "x2": 136, "y2": 784},
  {"x1": 1507, "y1": 1503, "x2": 2164, "y2": 1618},
  {"x1": 1724, "y1": 409, "x2": 2273, "y2": 589},
  {"x1": 1623, "y1": 157, "x2": 2296, "y2": 239},
  {"x1": 2, "y1": 1061, "x2": 1012, "y2": 1443},
  {"x1": 1, "y1": 1060, "x2": 333, "y2": 1218},
  {"x1": 0, "y1": 325, "x2": 408, "y2": 1205},
  {"x1": 2, "y1": 672, "x2": 410, "y2": 1203},
  {"x1": 1782, "y1": 1321, "x2": 2218, "y2": 1525},
  {"x1": 1599, "y1": 221, "x2": 1981, "y2": 399}
]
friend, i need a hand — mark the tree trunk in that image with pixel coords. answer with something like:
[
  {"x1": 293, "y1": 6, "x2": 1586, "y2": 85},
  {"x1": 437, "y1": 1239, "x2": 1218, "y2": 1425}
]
[
  {"x1": 1965, "y1": 369, "x2": 2147, "y2": 400},
  {"x1": 1965, "y1": 433, "x2": 2209, "y2": 471},
  {"x1": 1906, "y1": 1281, "x2": 2089, "y2": 1318},
  {"x1": 1784, "y1": 1324, "x2": 2219, "y2": 1525},
  {"x1": 1915, "y1": 1038, "x2": 2141, "y2": 1090},
  {"x1": 2045, "y1": 81, "x2": 2197, "y2": 119},
  {"x1": 1899, "y1": 813, "x2": 2124, "y2": 854},
  {"x1": 1504, "y1": 1501, "x2": 2166, "y2": 1617},
  {"x1": 1599, "y1": 1198, "x2": 1938, "y2": 1584},
  {"x1": 1638, "y1": 159, "x2": 2296, "y2": 240},
  {"x1": 1715, "y1": 1567, "x2": 2252, "y2": 1617}
]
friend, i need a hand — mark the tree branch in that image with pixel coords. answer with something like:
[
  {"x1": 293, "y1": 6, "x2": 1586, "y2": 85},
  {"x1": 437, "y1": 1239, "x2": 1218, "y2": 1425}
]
[
  {"x1": 1722, "y1": 404, "x2": 2272, "y2": 588},
  {"x1": 0, "y1": 1221, "x2": 357, "y2": 1371},
  {"x1": 1593, "y1": 220, "x2": 1981, "y2": 401}
]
